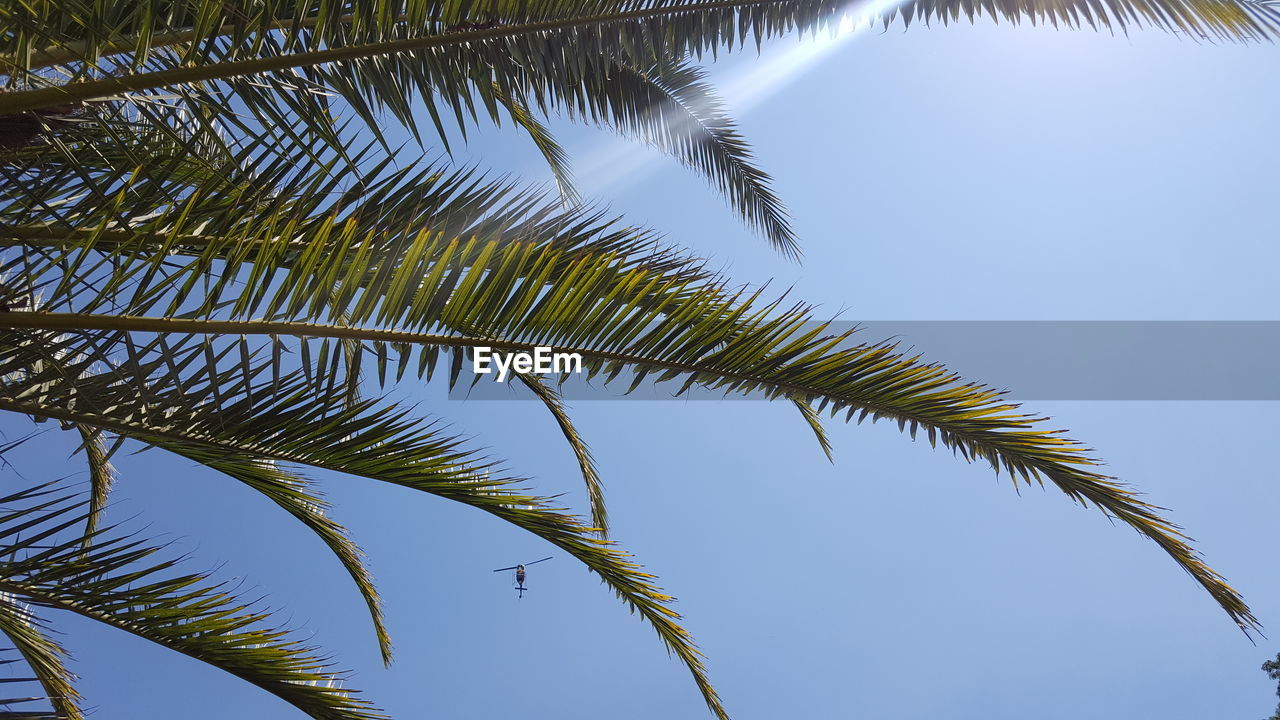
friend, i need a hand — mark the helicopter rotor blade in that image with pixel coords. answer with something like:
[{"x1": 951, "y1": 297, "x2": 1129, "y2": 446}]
[
  {"x1": 524, "y1": 556, "x2": 553, "y2": 566},
  {"x1": 492, "y1": 566, "x2": 519, "y2": 572}
]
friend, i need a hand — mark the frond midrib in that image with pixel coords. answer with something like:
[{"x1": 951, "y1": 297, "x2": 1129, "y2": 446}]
[
  {"x1": 0, "y1": 310, "x2": 1253, "y2": 638},
  {"x1": 2, "y1": 0, "x2": 803, "y2": 114}
]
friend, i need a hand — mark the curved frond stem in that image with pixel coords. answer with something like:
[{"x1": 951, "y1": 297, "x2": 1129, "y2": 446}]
[
  {"x1": 789, "y1": 395, "x2": 833, "y2": 463},
  {"x1": 514, "y1": 372, "x2": 608, "y2": 535},
  {"x1": 491, "y1": 84, "x2": 580, "y2": 204},
  {"x1": 0, "y1": 599, "x2": 81, "y2": 720},
  {"x1": 156, "y1": 444, "x2": 394, "y2": 666},
  {"x1": 73, "y1": 425, "x2": 115, "y2": 552}
]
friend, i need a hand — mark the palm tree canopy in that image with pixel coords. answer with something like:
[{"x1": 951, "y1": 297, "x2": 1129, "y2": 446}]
[{"x1": 0, "y1": 0, "x2": 1269, "y2": 717}]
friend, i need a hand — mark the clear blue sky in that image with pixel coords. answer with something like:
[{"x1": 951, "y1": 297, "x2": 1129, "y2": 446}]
[{"x1": 5, "y1": 19, "x2": 1280, "y2": 719}]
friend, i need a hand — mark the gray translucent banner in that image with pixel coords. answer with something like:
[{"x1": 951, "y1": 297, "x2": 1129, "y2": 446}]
[{"x1": 447, "y1": 321, "x2": 1280, "y2": 401}]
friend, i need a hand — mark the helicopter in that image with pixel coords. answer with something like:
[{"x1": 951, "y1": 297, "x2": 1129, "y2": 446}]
[{"x1": 493, "y1": 556, "x2": 552, "y2": 598}]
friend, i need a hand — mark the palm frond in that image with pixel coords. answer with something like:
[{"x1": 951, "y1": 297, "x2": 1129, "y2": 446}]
[
  {"x1": 10, "y1": 0, "x2": 1272, "y2": 251},
  {"x1": 491, "y1": 83, "x2": 579, "y2": 203},
  {"x1": 207, "y1": 40, "x2": 796, "y2": 251},
  {"x1": 151, "y1": 444, "x2": 394, "y2": 666},
  {"x1": 790, "y1": 395, "x2": 833, "y2": 463},
  {"x1": 0, "y1": 483, "x2": 385, "y2": 720},
  {"x1": 4, "y1": 0, "x2": 1277, "y2": 79},
  {"x1": 0, "y1": 341, "x2": 726, "y2": 718},
  {"x1": 0, "y1": 218, "x2": 1258, "y2": 636},
  {"x1": 4, "y1": 0, "x2": 1278, "y2": 97},
  {"x1": 515, "y1": 373, "x2": 607, "y2": 535},
  {"x1": 2, "y1": 8, "x2": 798, "y2": 252},
  {"x1": 1, "y1": 148, "x2": 689, "y2": 540},
  {"x1": 72, "y1": 426, "x2": 114, "y2": 551},
  {"x1": 576, "y1": 59, "x2": 795, "y2": 256},
  {"x1": 0, "y1": 313, "x2": 394, "y2": 665},
  {"x1": 0, "y1": 543, "x2": 81, "y2": 720}
]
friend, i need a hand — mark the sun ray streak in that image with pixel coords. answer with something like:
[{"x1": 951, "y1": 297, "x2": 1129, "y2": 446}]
[{"x1": 569, "y1": 0, "x2": 907, "y2": 197}]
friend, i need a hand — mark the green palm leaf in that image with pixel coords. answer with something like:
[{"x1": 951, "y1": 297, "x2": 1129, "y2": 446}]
[
  {"x1": 72, "y1": 425, "x2": 114, "y2": 550},
  {"x1": 0, "y1": 336, "x2": 727, "y2": 718},
  {"x1": 515, "y1": 372, "x2": 607, "y2": 534},
  {"x1": 0, "y1": 209, "x2": 1259, "y2": 636},
  {"x1": 11, "y1": 0, "x2": 1274, "y2": 252},
  {"x1": 0, "y1": 598, "x2": 80, "y2": 720},
  {"x1": 5, "y1": 0, "x2": 1277, "y2": 76},
  {"x1": 0, "y1": 2, "x2": 1269, "y2": 716},
  {"x1": 0, "y1": 482, "x2": 384, "y2": 720},
  {"x1": 0, "y1": 484, "x2": 82, "y2": 720},
  {"x1": 155, "y1": 443, "x2": 395, "y2": 665}
]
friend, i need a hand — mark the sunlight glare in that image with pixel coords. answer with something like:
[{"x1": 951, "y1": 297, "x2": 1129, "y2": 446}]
[{"x1": 569, "y1": 0, "x2": 907, "y2": 197}]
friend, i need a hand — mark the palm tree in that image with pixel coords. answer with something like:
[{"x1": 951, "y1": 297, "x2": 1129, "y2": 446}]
[
  {"x1": 1262, "y1": 653, "x2": 1280, "y2": 720},
  {"x1": 0, "y1": 0, "x2": 1275, "y2": 717}
]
